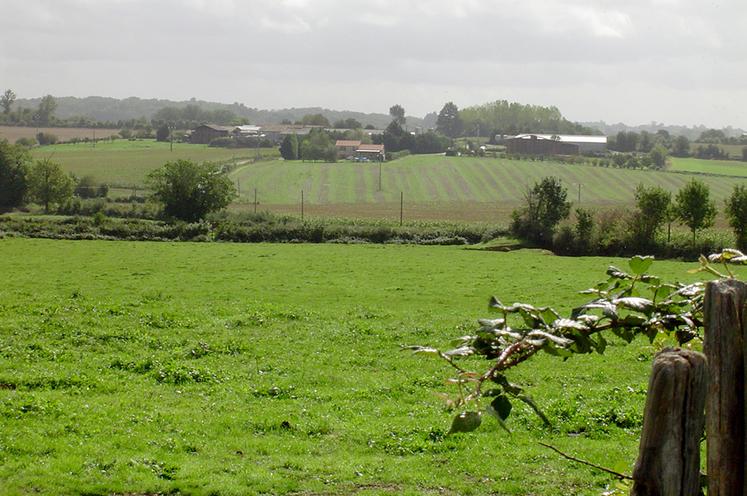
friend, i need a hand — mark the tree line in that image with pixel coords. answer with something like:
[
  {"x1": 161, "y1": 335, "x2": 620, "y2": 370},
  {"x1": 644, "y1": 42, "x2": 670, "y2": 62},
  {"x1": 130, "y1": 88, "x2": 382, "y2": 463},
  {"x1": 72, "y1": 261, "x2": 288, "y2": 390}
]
[{"x1": 510, "y1": 176, "x2": 747, "y2": 256}]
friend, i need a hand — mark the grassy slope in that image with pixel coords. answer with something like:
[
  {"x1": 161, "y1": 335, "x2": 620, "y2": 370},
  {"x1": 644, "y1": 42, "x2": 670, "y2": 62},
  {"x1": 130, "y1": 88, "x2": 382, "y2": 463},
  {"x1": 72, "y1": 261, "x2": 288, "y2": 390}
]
[
  {"x1": 231, "y1": 155, "x2": 747, "y2": 207},
  {"x1": 0, "y1": 239, "x2": 731, "y2": 495},
  {"x1": 31, "y1": 140, "x2": 275, "y2": 187},
  {"x1": 669, "y1": 156, "x2": 747, "y2": 177}
]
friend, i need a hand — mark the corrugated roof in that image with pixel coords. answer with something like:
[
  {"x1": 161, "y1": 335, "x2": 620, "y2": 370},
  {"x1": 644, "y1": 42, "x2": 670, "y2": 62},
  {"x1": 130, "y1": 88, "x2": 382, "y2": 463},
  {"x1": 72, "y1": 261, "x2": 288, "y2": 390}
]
[
  {"x1": 336, "y1": 140, "x2": 362, "y2": 147},
  {"x1": 511, "y1": 134, "x2": 607, "y2": 144}
]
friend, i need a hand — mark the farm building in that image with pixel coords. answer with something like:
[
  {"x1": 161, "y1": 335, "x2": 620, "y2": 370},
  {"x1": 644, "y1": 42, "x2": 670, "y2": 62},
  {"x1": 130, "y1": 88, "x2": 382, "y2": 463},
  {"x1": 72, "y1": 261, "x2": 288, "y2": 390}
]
[
  {"x1": 335, "y1": 140, "x2": 361, "y2": 159},
  {"x1": 356, "y1": 143, "x2": 385, "y2": 161},
  {"x1": 334, "y1": 141, "x2": 386, "y2": 160},
  {"x1": 189, "y1": 124, "x2": 232, "y2": 144},
  {"x1": 506, "y1": 134, "x2": 607, "y2": 155},
  {"x1": 259, "y1": 124, "x2": 318, "y2": 143}
]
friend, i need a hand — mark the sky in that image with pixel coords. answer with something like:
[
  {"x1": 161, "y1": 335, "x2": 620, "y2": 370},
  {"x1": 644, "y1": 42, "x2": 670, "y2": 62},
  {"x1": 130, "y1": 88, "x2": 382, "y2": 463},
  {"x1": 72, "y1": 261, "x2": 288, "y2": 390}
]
[{"x1": 1, "y1": 0, "x2": 746, "y2": 128}]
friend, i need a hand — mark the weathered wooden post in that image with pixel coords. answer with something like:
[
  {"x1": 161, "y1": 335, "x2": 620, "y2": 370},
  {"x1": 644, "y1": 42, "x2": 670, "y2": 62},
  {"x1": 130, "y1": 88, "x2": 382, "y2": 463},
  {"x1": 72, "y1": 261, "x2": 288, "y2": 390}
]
[
  {"x1": 631, "y1": 349, "x2": 707, "y2": 496},
  {"x1": 703, "y1": 279, "x2": 747, "y2": 496}
]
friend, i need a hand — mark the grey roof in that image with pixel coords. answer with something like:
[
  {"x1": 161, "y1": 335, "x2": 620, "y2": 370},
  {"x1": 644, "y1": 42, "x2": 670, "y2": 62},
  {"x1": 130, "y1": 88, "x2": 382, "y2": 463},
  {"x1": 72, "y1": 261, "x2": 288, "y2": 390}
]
[{"x1": 511, "y1": 134, "x2": 607, "y2": 144}]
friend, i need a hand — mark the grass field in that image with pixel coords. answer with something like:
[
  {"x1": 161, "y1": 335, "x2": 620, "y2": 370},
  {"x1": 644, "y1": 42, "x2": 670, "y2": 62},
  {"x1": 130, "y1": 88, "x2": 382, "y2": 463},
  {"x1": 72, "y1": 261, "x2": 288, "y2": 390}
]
[
  {"x1": 229, "y1": 155, "x2": 747, "y2": 222},
  {"x1": 669, "y1": 156, "x2": 747, "y2": 177},
  {"x1": 0, "y1": 126, "x2": 120, "y2": 143},
  {"x1": 0, "y1": 238, "x2": 730, "y2": 495},
  {"x1": 30, "y1": 140, "x2": 277, "y2": 188}
]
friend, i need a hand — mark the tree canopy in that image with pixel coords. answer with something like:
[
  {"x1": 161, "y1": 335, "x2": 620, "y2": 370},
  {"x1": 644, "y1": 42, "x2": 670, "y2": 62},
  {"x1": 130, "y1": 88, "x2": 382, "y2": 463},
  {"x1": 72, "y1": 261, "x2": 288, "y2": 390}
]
[
  {"x1": 147, "y1": 160, "x2": 236, "y2": 222},
  {"x1": 389, "y1": 104, "x2": 406, "y2": 126},
  {"x1": 436, "y1": 102, "x2": 463, "y2": 138},
  {"x1": 675, "y1": 179, "x2": 716, "y2": 242},
  {"x1": 0, "y1": 140, "x2": 30, "y2": 209},
  {"x1": 27, "y1": 159, "x2": 74, "y2": 213}
]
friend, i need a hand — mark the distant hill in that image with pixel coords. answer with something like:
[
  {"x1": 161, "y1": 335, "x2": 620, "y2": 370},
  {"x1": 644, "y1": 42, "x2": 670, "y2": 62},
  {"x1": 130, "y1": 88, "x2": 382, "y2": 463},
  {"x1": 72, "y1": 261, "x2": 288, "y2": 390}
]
[
  {"x1": 578, "y1": 121, "x2": 746, "y2": 141},
  {"x1": 13, "y1": 96, "x2": 426, "y2": 129}
]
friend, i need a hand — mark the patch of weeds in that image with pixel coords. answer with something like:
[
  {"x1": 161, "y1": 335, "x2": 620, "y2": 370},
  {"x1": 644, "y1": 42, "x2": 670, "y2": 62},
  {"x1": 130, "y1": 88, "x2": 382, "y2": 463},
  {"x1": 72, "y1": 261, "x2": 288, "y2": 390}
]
[
  {"x1": 155, "y1": 362, "x2": 219, "y2": 385},
  {"x1": 110, "y1": 357, "x2": 155, "y2": 375},
  {"x1": 251, "y1": 385, "x2": 296, "y2": 399},
  {"x1": 186, "y1": 341, "x2": 211, "y2": 359},
  {"x1": 373, "y1": 428, "x2": 454, "y2": 456},
  {"x1": 129, "y1": 457, "x2": 178, "y2": 480},
  {"x1": 0, "y1": 396, "x2": 63, "y2": 419},
  {"x1": 84, "y1": 459, "x2": 116, "y2": 476},
  {"x1": 140, "y1": 312, "x2": 192, "y2": 329}
]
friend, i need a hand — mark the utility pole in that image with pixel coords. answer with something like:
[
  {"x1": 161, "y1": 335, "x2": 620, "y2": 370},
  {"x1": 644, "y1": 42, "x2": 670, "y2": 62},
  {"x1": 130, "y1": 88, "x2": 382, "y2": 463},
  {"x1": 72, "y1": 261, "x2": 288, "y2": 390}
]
[
  {"x1": 301, "y1": 190, "x2": 304, "y2": 221},
  {"x1": 92, "y1": 127, "x2": 96, "y2": 148},
  {"x1": 378, "y1": 159, "x2": 382, "y2": 192},
  {"x1": 400, "y1": 191, "x2": 403, "y2": 226},
  {"x1": 254, "y1": 188, "x2": 257, "y2": 214},
  {"x1": 578, "y1": 183, "x2": 582, "y2": 203}
]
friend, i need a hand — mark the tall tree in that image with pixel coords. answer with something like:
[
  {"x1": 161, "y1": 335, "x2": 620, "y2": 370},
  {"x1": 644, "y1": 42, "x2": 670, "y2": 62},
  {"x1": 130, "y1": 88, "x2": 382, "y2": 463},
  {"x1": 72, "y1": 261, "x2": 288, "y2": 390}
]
[
  {"x1": 671, "y1": 135, "x2": 691, "y2": 157},
  {"x1": 675, "y1": 179, "x2": 716, "y2": 243},
  {"x1": 0, "y1": 140, "x2": 30, "y2": 209},
  {"x1": 389, "y1": 104, "x2": 406, "y2": 126},
  {"x1": 27, "y1": 159, "x2": 74, "y2": 213},
  {"x1": 1, "y1": 89, "x2": 16, "y2": 114},
  {"x1": 35, "y1": 95, "x2": 57, "y2": 126},
  {"x1": 435, "y1": 102, "x2": 463, "y2": 138},
  {"x1": 630, "y1": 184, "x2": 671, "y2": 248},
  {"x1": 279, "y1": 133, "x2": 299, "y2": 160}
]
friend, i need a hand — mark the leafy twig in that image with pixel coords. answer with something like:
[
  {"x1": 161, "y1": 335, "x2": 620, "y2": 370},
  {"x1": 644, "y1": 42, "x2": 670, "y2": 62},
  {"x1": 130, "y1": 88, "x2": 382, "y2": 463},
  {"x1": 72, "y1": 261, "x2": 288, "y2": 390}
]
[{"x1": 538, "y1": 442, "x2": 633, "y2": 481}]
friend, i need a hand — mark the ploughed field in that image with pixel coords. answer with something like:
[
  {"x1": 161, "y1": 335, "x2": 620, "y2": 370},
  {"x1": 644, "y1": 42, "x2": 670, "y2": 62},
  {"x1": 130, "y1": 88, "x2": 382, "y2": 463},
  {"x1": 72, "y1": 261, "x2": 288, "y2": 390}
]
[
  {"x1": 0, "y1": 238, "x2": 730, "y2": 495},
  {"x1": 230, "y1": 155, "x2": 747, "y2": 222}
]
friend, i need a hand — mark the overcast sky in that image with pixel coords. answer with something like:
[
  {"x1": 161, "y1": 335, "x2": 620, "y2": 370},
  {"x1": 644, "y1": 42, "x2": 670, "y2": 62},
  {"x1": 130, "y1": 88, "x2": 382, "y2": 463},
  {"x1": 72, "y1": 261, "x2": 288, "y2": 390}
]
[{"x1": 1, "y1": 0, "x2": 745, "y2": 128}]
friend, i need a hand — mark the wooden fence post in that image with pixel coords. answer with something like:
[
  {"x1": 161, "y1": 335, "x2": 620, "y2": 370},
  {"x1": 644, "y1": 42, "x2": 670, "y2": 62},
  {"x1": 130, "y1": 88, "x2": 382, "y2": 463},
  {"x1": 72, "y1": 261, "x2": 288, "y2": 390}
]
[
  {"x1": 631, "y1": 349, "x2": 707, "y2": 496},
  {"x1": 704, "y1": 279, "x2": 747, "y2": 496}
]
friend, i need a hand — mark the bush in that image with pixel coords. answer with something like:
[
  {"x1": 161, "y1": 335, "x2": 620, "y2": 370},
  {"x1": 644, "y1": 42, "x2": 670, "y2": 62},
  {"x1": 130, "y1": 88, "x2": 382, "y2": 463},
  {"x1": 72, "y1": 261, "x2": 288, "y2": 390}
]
[
  {"x1": 35, "y1": 132, "x2": 57, "y2": 145},
  {"x1": 15, "y1": 137, "x2": 37, "y2": 148}
]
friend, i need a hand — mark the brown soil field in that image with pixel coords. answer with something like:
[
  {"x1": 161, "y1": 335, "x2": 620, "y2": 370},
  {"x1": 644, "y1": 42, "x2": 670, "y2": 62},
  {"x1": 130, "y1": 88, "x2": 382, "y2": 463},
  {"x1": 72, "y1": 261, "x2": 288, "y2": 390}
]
[{"x1": 0, "y1": 126, "x2": 120, "y2": 143}]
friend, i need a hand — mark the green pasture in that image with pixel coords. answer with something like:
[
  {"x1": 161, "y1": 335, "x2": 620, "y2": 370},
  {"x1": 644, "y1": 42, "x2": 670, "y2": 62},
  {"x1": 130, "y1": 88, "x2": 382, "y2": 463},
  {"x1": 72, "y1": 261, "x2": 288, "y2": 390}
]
[
  {"x1": 0, "y1": 238, "x2": 730, "y2": 495},
  {"x1": 31, "y1": 140, "x2": 277, "y2": 188},
  {"x1": 669, "y1": 156, "x2": 747, "y2": 177},
  {"x1": 231, "y1": 155, "x2": 747, "y2": 207}
]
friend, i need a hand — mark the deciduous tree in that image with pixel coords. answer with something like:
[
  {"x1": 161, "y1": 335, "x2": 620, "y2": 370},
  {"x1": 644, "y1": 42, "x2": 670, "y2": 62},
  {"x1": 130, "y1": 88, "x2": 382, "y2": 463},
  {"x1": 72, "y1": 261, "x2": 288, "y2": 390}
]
[
  {"x1": 510, "y1": 176, "x2": 571, "y2": 245},
  {"x1": 436, "y1": 102, "x2": 463, "y2": 138},
  {"x1": 147, "y1": 159, "x2": 236, "y2": 221},
  {"x1": 630, "y1": 184, "x2": 671, "y2": 248},
  {"x1": 725, "y1": 185, "x2": 747, "y2": 251},
  {"x1": 27, "y1": 159, "x2": 74, "y2": 213},
  {"x1": 0, "y1": 140, "x2": 30, "y2": 209},
  {"x1": 675, "y1": 179, "x2": 716, "y2": 243},
  {"x1": 1, "y1": 89, "x2": 16, "y2": 114},
  {"x1": 389, "y1": 104, "x2": 405, "y2": 126}
]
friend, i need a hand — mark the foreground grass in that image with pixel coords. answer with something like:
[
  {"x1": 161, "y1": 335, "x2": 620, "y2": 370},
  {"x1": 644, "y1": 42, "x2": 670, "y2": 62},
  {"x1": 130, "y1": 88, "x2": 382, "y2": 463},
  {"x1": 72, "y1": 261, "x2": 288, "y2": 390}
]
[
  {"x1": 0, "y1": 239, "x2": 728, "y2": 495},
  {"x1": 31, "y1": 140, "x2": 277, "y2": 187}
]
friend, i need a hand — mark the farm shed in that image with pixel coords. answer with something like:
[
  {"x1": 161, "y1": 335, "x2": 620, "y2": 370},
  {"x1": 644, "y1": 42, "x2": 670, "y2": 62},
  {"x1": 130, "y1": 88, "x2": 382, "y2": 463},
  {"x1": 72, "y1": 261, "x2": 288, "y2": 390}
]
[
  {"x1": 189, "y1": 124, "x2": 232, "y2": 144},
  {"x1": 259, "y1": 124, "x2": 318, "y2": 144},
  {"x1": 506, "y1": 134, "x2": 607, "y2": 155},
  {"x1": 356, "y1": 143, "x2": 385, "y2": 161}
]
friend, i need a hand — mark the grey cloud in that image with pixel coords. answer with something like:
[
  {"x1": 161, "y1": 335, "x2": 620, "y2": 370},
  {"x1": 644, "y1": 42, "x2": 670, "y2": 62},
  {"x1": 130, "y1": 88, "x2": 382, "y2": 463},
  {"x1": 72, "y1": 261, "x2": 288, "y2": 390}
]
[{"x1": 1, "y1": 0, "x2": 746, "y2": 127}]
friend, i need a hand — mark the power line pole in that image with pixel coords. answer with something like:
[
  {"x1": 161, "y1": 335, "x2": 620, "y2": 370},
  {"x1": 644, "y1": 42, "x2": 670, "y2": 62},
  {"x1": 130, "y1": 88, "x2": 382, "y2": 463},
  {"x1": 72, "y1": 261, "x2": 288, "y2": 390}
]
[{"x1": 400, "y1": 191, "x2": 403, "y2": 226}]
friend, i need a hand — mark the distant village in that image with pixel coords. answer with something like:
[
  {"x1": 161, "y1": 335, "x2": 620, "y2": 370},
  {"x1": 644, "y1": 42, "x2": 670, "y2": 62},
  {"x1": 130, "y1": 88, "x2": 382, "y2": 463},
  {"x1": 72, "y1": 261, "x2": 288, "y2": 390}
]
[{"x1": 188, "y1": 123, "x2": 608, "y2": 161}]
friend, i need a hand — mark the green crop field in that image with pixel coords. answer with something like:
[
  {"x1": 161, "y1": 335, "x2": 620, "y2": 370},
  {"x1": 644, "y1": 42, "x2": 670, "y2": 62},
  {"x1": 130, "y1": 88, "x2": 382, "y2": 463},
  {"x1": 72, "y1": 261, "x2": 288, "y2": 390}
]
[
  {"x1": 30, "y1": 140, "x2": 277, "y2": 188},
  {"x1": 230, "y1": 155, "x2": 747, "y2": 222},
  {"x1": 669, "y1": 156, "x2": 747, "y2": 177},
  {"x1": 0, "y1": 238, "x2": 731, "y2": 495}
]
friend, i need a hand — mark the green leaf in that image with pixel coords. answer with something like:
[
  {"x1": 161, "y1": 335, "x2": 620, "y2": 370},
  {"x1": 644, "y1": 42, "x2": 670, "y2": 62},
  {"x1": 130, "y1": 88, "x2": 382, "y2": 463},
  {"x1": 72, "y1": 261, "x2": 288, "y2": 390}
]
[
  {"x1": 628, "y1": 255, "x2": 654, "y2": 276},
  {"x1": 447, "y1": 411, "x2": 482, "y2": 435},
  {"x1": 490, "y1": 395, "x2": 512, "y2": 421}
]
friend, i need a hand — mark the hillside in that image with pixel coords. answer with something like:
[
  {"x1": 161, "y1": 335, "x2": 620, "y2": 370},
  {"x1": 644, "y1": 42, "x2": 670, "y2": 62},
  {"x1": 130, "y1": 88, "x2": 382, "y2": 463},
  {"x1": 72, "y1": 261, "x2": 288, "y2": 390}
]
[{"x1": 13, "y1": 96, "x2": 426, "y2": 129}]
